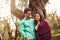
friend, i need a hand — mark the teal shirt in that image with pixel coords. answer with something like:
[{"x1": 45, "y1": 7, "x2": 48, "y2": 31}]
[{"x1": 19, "y1": 18, "x2": 35, "y2": 39}]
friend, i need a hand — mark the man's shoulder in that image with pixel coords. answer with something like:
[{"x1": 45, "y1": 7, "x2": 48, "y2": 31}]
[
  {"x1": 30, "y1": 18, "x2": 35, "y2": 23},
  {"x1": 19, "y1": 19, "x2": 25, "y2": 24}
]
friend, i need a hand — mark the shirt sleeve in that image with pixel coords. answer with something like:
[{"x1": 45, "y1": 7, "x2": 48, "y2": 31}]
[{"x1": 19, "y1": 21, "x2": 27, "y2": 38}]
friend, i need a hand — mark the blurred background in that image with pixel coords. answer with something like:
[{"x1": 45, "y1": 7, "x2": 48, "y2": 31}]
[{"x1": 0, "y1": 0, "x2": 60, "y2": 40}]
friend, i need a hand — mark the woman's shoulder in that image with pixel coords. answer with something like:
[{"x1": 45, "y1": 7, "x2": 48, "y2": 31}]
[
  {"x1": 41, "y1": 19, "x2": 48, "y2": 24},
  {"x1": 38, "y1": 20, "x2": 50, "y2": 31},
  {"x1": 38, "y1": 20, "x2": 49, "y2": 27},
  {"x1": 41, "y1": 20, "x2": 50, "y2": 29},
  {"x1": 43, "y1": 20, "x2": 49, "y2": 25}
]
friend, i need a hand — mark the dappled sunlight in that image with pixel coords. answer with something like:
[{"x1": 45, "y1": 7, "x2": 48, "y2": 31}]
[
  {"x1": 0, "y1": 0, "x2": 16, "y2": 39},
  {"x1": 0, "y1": 0, "x2": 16, "y2": 30},
  {"x1": 0, "y1": 0, "x2": 10, "y2": 17},
  {"x1": 15, "y1": 0, "x2": 29, "y2": 11},
  {"x1": 45, "y1": 0, "x2": 60, "y2": 16}
]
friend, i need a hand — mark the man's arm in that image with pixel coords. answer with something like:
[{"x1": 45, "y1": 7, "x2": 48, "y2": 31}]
[{"x1": 19, "y1": 21, "x2": 27, "y2": 38}]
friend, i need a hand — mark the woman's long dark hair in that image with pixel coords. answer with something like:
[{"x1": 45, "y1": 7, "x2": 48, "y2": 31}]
[{"x1": 34, "y1": 12, "x2": 44, "y2": 25}]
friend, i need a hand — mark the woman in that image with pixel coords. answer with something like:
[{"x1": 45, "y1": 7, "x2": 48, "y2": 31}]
[{"x1": 35, "y1": 12, "x2": 51, "y2": 40}]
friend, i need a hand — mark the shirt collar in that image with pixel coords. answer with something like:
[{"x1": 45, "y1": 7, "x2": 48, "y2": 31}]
[{"x1": 24, "y1": 17, "x2": 30, "y2": 20}]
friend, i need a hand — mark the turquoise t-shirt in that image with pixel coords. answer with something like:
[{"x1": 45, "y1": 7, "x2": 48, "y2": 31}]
[{"x1": 19, "y1": 18, "x2": 36, "y2": 39}]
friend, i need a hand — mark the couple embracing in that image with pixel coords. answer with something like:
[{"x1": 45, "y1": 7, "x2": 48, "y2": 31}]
[{"x1": 19, "y1": 8, "x2": 51, "y2": 40}]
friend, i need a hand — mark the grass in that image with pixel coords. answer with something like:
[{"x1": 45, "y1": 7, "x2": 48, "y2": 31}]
[{"x1": 52, "y1": 34, "x2": 60, "y2": 37}]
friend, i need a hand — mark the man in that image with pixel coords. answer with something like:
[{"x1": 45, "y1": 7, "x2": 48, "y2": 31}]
[{"x1": 19, "y1": 8, "x2": 36, "y2": 40}]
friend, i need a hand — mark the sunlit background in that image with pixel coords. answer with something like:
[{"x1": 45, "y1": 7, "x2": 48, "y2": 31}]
[
  {"x1": 45, "y1": 0, "x2": 60, "y2": 16},
  {"x1": 0, "y1": 0, "x2": 60, "y2": 17},
  {"x1": 0, "y1": 0, "x2": 60, "y2": 40}
]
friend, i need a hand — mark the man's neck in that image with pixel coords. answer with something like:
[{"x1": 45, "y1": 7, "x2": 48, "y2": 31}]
[
  {"x1": 25, "y1": 17, "x2": 30, "y2": 20},
  {"x1": 25, "y1": 16, "x2": 30, "y2": 18}
]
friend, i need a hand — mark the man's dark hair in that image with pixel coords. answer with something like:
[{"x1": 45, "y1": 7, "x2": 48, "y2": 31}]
[{"x1": 24, "y1": 8, "x2": 32, "y2": 13}]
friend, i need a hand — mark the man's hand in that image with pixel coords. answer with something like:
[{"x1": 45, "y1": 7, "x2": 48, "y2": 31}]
[
  {"x1": 20, "y1": 37, "x2": 23, "y2": 40},
  {"x1": 25, "y1": 38, "x2": 30, "y2": 40}
]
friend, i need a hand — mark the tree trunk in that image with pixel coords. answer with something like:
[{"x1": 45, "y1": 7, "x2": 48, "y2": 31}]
[
  {"x1": 3, "y1": 19, "x2": 10, "y2": 40},
  {"x1": 10, "y1": 0, "x2": 24, "y2": 20},
  {"x1": 29, "y1": 0, "x2": 48, "y2": 18},
  {"x1": 10, "y1": 0, "x2": 23, "y2": 40}
]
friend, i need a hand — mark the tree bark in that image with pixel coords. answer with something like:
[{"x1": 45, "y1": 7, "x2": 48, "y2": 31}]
[
  {"x1": 29, "y1": 0, "x2": 48, "y2": 18},
  {"x1": 10, "y1": 0, "x2": 24, "y2": 40},
  {"x1": 10, "y1": 0, "x2": 24, "y2": 20},
  {"x1": 3, "y1": 19, "x2": 10, "y2": 40}
]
